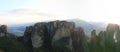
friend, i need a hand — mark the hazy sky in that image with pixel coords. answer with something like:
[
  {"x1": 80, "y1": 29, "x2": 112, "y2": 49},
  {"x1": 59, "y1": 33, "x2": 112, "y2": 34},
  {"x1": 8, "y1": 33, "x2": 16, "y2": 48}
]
[{"x1": 0, "y1": 0, "x2": 120, "y2": 24}]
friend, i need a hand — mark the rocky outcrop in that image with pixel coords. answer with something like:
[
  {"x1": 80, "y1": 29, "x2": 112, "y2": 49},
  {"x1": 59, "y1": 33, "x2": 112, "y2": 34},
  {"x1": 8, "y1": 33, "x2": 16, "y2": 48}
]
[
  {"x1": 0, "y1": 25, "x2": 20, "y2": 39},
  {"x1": 23, "y1": 26, "x2": 33, "y2": 47},
  {"x1": 105, "y1": 23, "x2": 120, "y2": 45},
  {"x1": 0, "y1": 25, "x2": 7, "y2": 37},
  {"x1": 23, "y1": 20, "x2": 87, "y2": 52},
  {"x1": 107, "y1": 23, "x2": 119, "y2": 31},
  {"x1": 31, "y1": 23, "x2": 47, "y2": 48},
  {"x1": 52, "y1": 21, "x2": 75, "y2": 49},
  {"x1": 71, "y1": 27, "x2": 88, "y2": 52}
]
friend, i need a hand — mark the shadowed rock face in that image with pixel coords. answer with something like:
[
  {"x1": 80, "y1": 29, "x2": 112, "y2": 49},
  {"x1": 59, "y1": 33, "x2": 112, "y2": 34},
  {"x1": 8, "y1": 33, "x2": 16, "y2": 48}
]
[
  {"x1": 31, "y1": 23, "x2": 47, "y2": 48},
  {"x1": 23, "y1": 26, "x2": 33, "y2": 47},
  {"x1": 0, "y1": 25, "x2": 7, "y2": 37}
]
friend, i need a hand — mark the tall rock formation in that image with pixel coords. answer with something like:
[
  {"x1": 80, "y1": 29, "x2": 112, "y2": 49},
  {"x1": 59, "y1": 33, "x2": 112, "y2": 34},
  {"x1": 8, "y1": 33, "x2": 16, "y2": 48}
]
[
  {"x1": 23, "y1": 26, "x2": 33, "y2": 47},
  {"x1": 105, "y1": 23, "x2": 119, "y2": 52},
  {"x1": 52, "y1": 21, "x2": 75, "y2": 48},
  {"x1": 23, "y1": 20, "x2": 87, "y2": 52},
  {"x1": 71, "y1": 27, "x2": 88, "y2": 52},
  {"x1": 31, "y1": 23, "x2": 46, "y2": 48},
  {"x1": 0, "y1": 25, "x2": 7, "y2": 37}
]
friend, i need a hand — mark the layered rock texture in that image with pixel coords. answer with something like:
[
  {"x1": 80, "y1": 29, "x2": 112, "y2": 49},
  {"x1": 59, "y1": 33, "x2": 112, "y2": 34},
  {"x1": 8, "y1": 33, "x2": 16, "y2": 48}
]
[{"x1": 23, "y1": 21, "x2": 87, "y2": 52}]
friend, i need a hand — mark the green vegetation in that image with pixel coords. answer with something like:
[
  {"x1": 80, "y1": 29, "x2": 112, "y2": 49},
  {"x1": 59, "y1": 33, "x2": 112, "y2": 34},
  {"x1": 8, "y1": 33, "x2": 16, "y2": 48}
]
[
  {"x1": 88, "y1": 24, "x2": 120, "y2": 52},
  {"x1": 0, "y1": 36, "x2": 31, "y2": 52}
]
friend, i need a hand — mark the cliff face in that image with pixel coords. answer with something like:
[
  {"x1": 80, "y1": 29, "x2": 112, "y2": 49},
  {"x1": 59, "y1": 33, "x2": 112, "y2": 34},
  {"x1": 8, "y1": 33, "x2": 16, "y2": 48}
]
[
  {"x1": 71, "y1": 28, "x2": 87, "y2": 52},
  {"x1": 31, "y1": 23, "x2": 47, "y2": 48},
  {"x1": 23, "y1": 26, "x2": 33, "y2": 47},
  {"x1": 52, "y1": 21, "x2": 75, "y2": 49},
  {"x1": 23, "y1": 21, "x2": 87, "y2": 52}
]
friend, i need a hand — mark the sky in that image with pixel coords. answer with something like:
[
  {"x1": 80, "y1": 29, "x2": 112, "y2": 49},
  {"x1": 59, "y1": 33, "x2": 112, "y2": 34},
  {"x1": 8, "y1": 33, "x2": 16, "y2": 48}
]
[{"x1": 0, "y1": 0, "x2": 120, "y2": 24}]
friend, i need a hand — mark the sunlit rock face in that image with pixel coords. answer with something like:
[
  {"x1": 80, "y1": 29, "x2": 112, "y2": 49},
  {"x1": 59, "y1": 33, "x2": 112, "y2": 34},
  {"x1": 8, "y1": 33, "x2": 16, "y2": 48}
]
[
  {"x1": 106, "y1": 23, "x2": 119, "y2": 44},
  {"x1": 104, "y1": 23, "x2": 120, "y2": 52},
  {"x1": 106, "y1": 23, "x2": 119, "y2": 31},
  {"x1": 0, "y1": 25, "x2": 7, "y2": 37},
  {"x1": 52, "y1": 21, "x2": 75, "y2": 49}
]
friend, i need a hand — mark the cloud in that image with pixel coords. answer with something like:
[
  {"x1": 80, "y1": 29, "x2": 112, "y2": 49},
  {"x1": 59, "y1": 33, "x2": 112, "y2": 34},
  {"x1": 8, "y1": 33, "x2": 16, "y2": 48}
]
[{"x1": 0, "y1": 9, "x2": 73, "y2": 24}]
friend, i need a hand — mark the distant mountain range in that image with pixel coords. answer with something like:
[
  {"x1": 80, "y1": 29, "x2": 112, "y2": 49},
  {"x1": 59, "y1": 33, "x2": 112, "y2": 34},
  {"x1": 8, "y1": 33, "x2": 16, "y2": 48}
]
[
  {"x1": 68, "y1": 18, "x2": 107, "y2": 35},
  {"x1": 7, "y1": 18, "x2": 107, "y2": 36}
]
